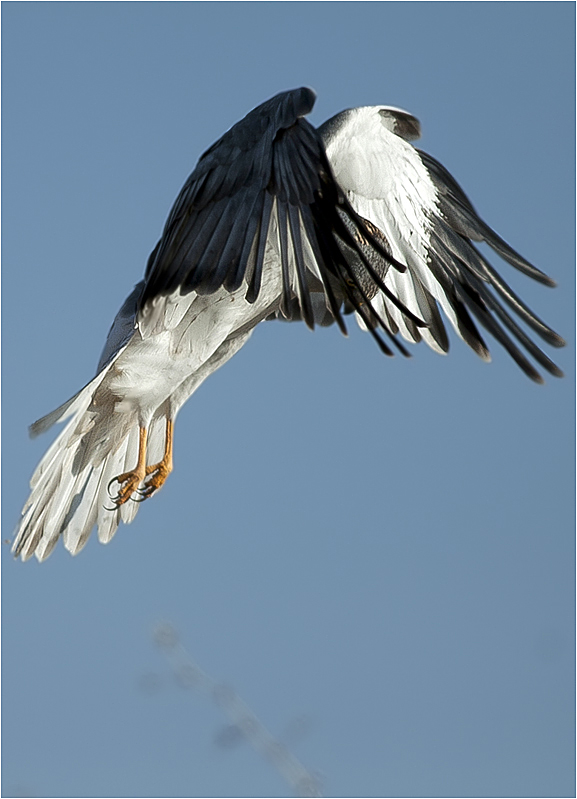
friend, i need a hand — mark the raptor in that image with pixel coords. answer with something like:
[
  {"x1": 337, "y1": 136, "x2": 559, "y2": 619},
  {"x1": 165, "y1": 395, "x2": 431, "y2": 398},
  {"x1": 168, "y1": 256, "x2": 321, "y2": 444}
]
[{"x1": 13, "y1": 87, "x2": 564, "y2": 562}]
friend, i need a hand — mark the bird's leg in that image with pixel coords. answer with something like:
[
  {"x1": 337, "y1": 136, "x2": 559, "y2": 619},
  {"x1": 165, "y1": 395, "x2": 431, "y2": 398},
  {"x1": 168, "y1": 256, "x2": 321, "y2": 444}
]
[
  {"x1": 109, "y1": 426, "x2": 148, "y2": 506},
  {"x1": 138, "y1": 419, "x2": 174, "y2": 500}
]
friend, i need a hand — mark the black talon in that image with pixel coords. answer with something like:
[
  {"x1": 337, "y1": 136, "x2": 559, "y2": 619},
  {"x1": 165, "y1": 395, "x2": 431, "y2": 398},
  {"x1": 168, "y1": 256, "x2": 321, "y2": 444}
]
[
  {"x1": 107, "y1": 476, "x2": 121, "y2": 498},
  {"x1": 133, "y1": 489, "x2": 153, "y2": 502}
]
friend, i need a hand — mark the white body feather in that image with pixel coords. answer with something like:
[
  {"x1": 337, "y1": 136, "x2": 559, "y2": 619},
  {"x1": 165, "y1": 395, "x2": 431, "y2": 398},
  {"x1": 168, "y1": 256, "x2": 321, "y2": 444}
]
[{"x1": 15, "y1": 250, "x2": 282, "y2": 561}]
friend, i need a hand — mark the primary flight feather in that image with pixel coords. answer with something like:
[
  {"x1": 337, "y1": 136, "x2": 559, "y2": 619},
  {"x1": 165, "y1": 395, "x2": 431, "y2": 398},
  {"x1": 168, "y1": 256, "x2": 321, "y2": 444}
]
[{"x1": 13, "y1": 87, "x2": 564, "y2": 562}]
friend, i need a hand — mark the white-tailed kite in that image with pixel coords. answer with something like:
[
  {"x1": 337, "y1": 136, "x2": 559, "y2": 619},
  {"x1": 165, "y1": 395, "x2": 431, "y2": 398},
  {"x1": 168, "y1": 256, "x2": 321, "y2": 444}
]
[{"x1": 13, "y1": 87, "x2": 564, "y2": 562}]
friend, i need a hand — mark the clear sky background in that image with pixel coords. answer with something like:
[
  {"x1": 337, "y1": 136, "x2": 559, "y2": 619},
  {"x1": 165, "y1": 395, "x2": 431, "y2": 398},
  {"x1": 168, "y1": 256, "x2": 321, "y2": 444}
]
[{"x1": 2, "y1": 3, "x2": 574, "y2": 798}]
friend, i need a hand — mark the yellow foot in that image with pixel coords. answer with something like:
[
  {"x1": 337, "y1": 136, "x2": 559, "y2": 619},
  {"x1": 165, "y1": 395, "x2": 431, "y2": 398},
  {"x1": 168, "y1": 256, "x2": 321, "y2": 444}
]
[
  {"x1": 108, "y1": 467, "x2": 147, "y2": 506},
  {"x1": 137, "y1": 460, "x2": 173, "y2": 500},
  {"x1": 108, "y1": 426, "x2": 149, "y2": 507},
  {"x1": 136, "y1": 418, "x2": 174, "y2": 501}
]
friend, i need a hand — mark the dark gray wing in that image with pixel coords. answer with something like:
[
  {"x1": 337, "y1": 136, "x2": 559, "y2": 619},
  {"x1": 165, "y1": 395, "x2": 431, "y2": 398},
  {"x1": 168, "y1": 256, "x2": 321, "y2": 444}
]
[
  {"x1": 138, "y1": 88, "x2": 422, "y2": 342},
  {"x1": 97, "y1": 281, "x2": 143, "y2": 372},
  {"x1": 418, "y1": 150, "x2": 565, "y2": 380}
]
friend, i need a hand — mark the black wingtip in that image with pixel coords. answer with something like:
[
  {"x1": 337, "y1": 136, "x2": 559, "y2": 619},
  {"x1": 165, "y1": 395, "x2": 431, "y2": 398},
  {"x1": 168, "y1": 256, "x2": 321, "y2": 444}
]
[
  {"x1": 294, "y1": 87, "x2": 316, "y2": 116},
  {"x1": 529, "y1": 271, "x2": 557, "y2": 288},
  {"x1": 549, "y1": 331, "x2": 566, "y2": 348}
]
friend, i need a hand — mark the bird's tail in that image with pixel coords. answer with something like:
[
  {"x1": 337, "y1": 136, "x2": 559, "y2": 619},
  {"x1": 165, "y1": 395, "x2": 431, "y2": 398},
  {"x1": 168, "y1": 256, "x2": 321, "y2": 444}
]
[{"x1": 12, "y1": 374, "x2": 168, "y2": 562}]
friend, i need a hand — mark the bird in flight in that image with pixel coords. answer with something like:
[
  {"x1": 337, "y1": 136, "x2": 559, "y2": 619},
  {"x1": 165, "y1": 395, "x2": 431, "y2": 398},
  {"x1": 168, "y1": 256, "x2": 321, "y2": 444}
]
[{"x1": 13, "y1": 87, "x2": 564, "y2": 562}]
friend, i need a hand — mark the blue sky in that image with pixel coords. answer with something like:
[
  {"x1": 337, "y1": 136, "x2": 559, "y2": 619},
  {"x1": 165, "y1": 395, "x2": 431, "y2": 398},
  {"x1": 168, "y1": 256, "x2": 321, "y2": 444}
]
[{"x1": 2, "y1": 3, "x2": 574, "y2": 797}]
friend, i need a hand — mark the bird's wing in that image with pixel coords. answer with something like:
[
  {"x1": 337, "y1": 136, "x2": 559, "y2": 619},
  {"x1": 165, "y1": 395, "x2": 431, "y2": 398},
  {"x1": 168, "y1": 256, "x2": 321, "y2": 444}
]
[
  {"x1": 138, "y1": 88, "x2": 423, "y2": 343},
  {"x1": 96, "y1": 281, "x2": 143, "y2": 372},
  {"x1": 319, "y1": 106, "x2": 564, "y2": 382},
  {"x1": 28, "y1": 282, "x2": 144, "y2": 440},
  {"x1": 366, "y1": 105, "x2": 422, "y2": 142}
]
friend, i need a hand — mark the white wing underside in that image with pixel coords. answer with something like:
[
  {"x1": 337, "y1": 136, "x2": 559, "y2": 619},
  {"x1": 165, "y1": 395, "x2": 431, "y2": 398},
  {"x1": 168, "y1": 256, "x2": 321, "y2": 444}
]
[{"x1": 323, "y1": 107, "x2": 471, "y2": 355}]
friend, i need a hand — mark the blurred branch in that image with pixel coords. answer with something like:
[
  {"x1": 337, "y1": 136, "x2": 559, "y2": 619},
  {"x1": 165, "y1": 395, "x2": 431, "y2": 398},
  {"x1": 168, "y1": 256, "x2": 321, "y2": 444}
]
[{"x1": 152, "y1": 622, "x2": 323, "y2": 798}]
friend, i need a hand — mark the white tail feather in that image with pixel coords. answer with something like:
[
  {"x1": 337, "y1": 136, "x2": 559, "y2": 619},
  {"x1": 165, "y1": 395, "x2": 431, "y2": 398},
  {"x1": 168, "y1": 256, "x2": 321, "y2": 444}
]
[
  {"x1": 119, "y1": 426, "x2": 141, "y2": 526},
  {"x1": 14, "y1": 390, "x2": 174, "y2": 561},
  {"x1": 11, "y1": 373, "x2": 172, "y2": 560}
]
